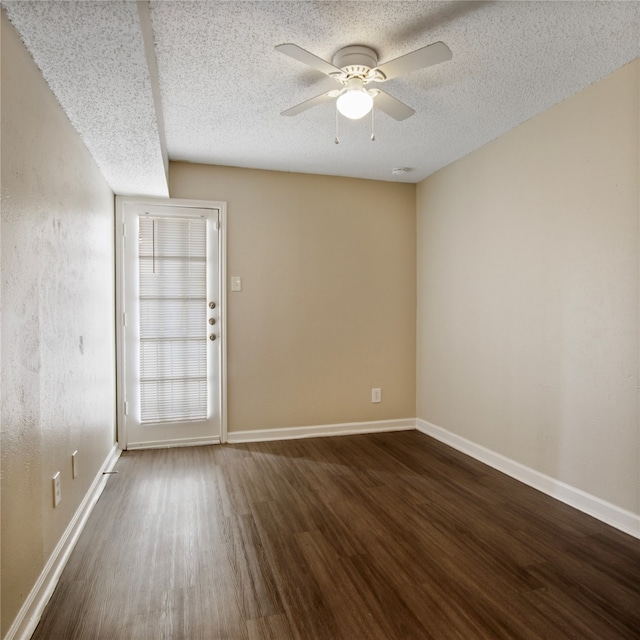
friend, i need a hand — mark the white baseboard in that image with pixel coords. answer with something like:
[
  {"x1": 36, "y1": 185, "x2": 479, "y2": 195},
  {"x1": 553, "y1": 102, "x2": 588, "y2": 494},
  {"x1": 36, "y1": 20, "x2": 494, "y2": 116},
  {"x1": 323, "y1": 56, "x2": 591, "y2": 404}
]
[
  {"x1": 227, "y1": 418, "x2": 416, "y2": 444},
  {"x1": 416, "y1": 418, "x2": 640, "y2": 539},
  {"x1": 126, "y1": 435, "x2": 221, "y2": 450},
  {"x1": 5, "y1": 444, "x2": 122, "y2": 640}
]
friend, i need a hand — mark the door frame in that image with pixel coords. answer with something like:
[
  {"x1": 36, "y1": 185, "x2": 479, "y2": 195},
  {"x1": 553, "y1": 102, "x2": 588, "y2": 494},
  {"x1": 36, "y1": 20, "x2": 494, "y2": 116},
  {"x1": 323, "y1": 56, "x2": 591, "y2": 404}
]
[{"x1": 115, "y1": 195, "x2": 228, "y2": 449}]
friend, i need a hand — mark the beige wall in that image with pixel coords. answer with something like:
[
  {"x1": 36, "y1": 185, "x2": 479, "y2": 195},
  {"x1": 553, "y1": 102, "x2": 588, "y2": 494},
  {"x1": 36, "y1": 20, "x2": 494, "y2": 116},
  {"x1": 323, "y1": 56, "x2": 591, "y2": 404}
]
[
  {"x1": 417, "y1": 60, "x2": 640, "y2": 514},
  {"x1": 1, "y1": 12, "x2": 117, "y2": 636},
  {"x1": 170, "y1": 163, "x2": 416, "y2": 431}
]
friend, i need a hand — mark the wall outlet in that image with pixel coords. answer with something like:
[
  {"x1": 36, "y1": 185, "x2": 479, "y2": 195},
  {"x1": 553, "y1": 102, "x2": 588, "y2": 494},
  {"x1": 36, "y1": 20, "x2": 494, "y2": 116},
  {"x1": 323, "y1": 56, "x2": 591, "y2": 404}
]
[
  {"x1": 52, "y1": 472, "x2": 61, "y2": 507},
  {"x1": 72, "y1": 450, "x2": 78, "y2": 479},
  {"x1": 372, "y1": 388, "x2": 382, "y2": 403}
]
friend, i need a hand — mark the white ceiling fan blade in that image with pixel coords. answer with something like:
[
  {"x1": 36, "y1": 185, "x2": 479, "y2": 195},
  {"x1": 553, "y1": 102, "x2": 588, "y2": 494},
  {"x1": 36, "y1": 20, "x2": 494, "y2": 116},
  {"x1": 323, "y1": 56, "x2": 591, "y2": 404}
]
[
  {"x1": 374, "y1": 41, "x2": 452, "y2": 80},
  {"x1": 373, "y1": 90, "x2": 415, "y2": 121},
  {"x1": 275, "y1": 43, "x2": 343, "y2": 77},
  {"x1": 281, "y1": 90, "x2": 338, "y2": 116}
]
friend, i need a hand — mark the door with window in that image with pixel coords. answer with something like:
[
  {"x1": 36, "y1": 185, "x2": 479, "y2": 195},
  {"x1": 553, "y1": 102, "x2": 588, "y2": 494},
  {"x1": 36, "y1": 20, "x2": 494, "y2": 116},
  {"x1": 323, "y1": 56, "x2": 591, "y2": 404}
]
[{"x1": 117, "y1": 199, "x2": 225, "y2": 449}]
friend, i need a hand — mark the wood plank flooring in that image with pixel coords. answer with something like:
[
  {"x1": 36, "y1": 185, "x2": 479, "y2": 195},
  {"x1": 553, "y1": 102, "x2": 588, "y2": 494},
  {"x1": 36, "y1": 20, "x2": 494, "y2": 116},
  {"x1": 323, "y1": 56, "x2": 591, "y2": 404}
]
[{"x1": 31, "y1": 431, "x2": 640, "y2": 639}]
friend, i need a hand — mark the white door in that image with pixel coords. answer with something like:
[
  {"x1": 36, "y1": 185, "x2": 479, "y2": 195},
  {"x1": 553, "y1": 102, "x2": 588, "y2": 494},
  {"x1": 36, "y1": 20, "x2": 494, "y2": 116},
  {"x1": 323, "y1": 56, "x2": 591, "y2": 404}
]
[{"x1": 117, "y1": 199, "x2": 225, "y2": 449}]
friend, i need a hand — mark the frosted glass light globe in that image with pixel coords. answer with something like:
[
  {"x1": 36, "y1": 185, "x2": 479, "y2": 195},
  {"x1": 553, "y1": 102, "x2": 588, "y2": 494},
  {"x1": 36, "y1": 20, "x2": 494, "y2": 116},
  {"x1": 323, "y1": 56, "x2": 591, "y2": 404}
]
[{"x1": 336, "y1": 79, "x2": 374, "y2": 120}]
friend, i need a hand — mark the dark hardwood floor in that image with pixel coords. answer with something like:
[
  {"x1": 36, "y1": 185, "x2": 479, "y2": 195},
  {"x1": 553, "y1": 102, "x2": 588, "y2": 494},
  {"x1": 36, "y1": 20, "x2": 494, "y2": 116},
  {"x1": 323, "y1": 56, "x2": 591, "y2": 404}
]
[{"x1": 31, "y1": 431, "x2": 640, "y2": 639}]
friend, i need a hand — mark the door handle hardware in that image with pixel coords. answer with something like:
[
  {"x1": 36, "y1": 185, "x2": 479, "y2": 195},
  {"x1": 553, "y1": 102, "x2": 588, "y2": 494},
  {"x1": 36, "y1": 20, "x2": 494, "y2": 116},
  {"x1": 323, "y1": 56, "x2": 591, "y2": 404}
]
[
  {"x1": 209, "y1": 334, "x2": 217, "y2": 341},
  {"x1": 208, "y1": 318, "x2": 216, "y2": 325},
  {"x1": 209, "y1": 302, "x2": 216, "y2": 309}
]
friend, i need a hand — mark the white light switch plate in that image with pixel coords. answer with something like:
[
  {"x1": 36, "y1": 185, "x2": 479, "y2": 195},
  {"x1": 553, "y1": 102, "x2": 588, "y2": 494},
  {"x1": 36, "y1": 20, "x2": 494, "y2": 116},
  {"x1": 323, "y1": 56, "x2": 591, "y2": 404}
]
[{"x1": 231, "y1": 276, "x2": 242, "y2": 292}]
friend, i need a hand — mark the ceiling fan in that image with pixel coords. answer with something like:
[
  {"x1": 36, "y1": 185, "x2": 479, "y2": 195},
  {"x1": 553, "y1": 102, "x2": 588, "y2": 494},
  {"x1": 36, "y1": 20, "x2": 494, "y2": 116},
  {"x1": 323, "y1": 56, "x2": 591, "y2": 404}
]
[{"x1": 276, "y1": 41, "x2": 452, "y2": 121}]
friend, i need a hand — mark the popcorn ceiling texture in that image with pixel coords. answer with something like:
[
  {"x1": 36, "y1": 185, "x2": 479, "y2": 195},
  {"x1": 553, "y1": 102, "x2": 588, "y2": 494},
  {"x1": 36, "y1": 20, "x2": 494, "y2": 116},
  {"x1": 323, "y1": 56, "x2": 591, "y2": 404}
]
[
  {"x1": 2, "y1": 0, "x2": 168, "y2": 197},
  {"x1": 3, "y1": 1, "x2": 639, "y2": 194}
]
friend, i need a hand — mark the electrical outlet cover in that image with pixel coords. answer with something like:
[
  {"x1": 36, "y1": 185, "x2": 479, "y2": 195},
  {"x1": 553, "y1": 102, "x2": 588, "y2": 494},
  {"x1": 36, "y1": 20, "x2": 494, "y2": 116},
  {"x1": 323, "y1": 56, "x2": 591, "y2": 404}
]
[{"x1": 52, "y1": 472, "x2": 61, "y2": 507}]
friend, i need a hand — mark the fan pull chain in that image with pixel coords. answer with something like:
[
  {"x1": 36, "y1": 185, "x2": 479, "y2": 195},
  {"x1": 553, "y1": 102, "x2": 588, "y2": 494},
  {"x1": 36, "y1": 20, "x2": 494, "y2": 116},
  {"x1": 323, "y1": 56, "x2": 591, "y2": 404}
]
[
  {"x1": 334, "y1": 104, "x2": 340, "y2": 144},
  {"x1": 371, "y1": 106, "x2": 376, "y2": 142}
]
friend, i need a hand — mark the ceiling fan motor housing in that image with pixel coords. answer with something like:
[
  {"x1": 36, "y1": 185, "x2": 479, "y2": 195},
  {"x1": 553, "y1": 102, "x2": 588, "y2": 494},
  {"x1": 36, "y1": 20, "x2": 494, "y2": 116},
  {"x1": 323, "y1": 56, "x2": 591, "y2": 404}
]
[{"x1": 332, "y1": 45, "x2": 378, "y2": 76}]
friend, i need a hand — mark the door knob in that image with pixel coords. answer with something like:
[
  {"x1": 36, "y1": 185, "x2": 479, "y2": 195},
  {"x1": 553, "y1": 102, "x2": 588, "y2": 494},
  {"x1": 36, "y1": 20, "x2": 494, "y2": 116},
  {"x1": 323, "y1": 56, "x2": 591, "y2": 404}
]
[
  {"x1": 209, "y1": 334, "x2": 217, "y2": 341},
  {"x1": 209, "y1": 302, "x2": 216, "y2": 309},
  {"x1": 208, "y1": 318, "x2": 216, "y2": 325}
]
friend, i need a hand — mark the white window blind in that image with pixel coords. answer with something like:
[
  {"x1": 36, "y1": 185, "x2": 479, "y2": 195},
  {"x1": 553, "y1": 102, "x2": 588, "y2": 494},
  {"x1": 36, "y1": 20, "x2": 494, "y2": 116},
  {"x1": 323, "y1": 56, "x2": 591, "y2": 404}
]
[{"x1": 138, "y1": 216, "x2": 207, "y2": 424}]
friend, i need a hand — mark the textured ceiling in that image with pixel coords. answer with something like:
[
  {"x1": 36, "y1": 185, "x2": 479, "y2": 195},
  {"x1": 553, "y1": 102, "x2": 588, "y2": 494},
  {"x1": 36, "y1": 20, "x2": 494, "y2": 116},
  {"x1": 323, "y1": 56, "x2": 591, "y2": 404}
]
[
  {"x1": 3, "y1": 0, "x2": 168, "y2": 196},
  {"x1": 3, "y1": 1, "x2": 639, "y2": 196}
]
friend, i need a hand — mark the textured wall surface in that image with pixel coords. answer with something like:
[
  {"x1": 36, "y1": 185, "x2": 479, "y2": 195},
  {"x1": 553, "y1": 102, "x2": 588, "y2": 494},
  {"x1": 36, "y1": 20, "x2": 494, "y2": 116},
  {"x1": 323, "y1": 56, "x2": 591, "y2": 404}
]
[
  {"x1": 170, "y1": 163, "x2": 416, "y2": 431},
  {"x1": 416, "y1": 60, "x2": 639, "y2": 514},
  {"x1": 1, "y1": 12, "x2": 117, "y2": 636}
]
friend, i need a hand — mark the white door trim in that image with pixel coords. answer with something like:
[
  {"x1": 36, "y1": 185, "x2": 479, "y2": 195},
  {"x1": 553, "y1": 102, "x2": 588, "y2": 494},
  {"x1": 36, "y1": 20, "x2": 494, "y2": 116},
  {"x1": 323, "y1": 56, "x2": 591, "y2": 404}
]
[{"x1": 115, "y1": 195, "x2": 228, "y2": 448}]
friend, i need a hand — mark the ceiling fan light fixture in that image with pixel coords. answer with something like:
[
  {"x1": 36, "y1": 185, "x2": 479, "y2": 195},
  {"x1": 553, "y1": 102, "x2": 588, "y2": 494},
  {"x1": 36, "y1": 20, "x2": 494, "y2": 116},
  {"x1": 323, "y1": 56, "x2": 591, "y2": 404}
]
[{"x1": 336, "y1": 78, "x2": 373, "y2": 120}]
